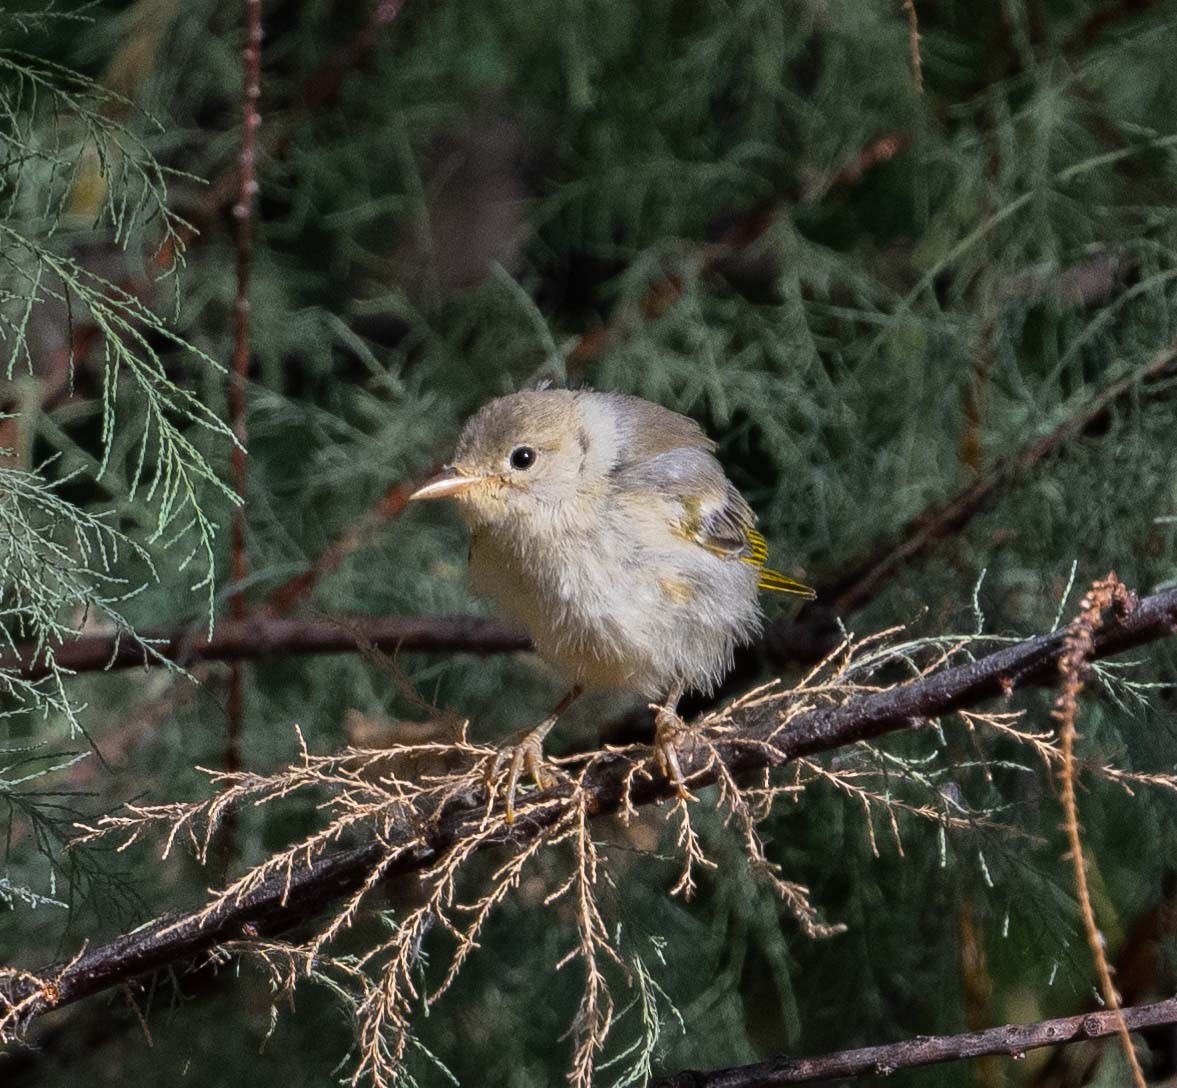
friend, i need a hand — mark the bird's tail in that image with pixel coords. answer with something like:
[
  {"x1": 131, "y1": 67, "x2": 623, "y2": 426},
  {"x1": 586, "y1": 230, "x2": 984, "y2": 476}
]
[{"x1": 743, "y1": 529, "x2": 817, "y2": 599}]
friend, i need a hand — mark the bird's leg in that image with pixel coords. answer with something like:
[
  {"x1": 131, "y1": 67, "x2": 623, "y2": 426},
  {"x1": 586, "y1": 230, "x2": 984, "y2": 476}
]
[
  {"x1": 652, "y1": 679, "x2": 694, "y2": 800},
  {"x1": 488, "y1": 685, "x2": 582, "y2": 823}
]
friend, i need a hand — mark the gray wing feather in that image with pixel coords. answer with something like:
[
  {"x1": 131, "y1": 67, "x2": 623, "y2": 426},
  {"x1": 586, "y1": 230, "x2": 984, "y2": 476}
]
[{"x1": 609, "y1": 443, "x2": 757, "y2": 561}]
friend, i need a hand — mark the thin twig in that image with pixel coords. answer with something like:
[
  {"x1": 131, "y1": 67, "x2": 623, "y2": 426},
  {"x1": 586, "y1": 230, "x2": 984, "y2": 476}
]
[
  {"x1": 650, "y1": 994, "x2": 1177, "y2": 1087},
  {"x1": 3, "y1": 585, "x2": 1175, "y2": 1033},
  {"x1": 902, "y1": 0, "x2": 923, "y2": 92},
  {"x1": 300, "y1": 0, "x2": 409, "y2": 112},
  {"x1": 805, "y1": 131, "x2": 910, "y2": 198},
  {"x1": 223, "y1": 0, "x2": 263, "y2": 858},
  {"x1": 266, "y1": 478, "x2": 424, "y2": 614}
]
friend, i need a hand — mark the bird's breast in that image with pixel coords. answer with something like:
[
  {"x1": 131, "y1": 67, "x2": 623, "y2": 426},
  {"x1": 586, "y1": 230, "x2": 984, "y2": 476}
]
[
  {"x1": 467, "y1": 517, "x2": 761, "y2": 697},
  {"x1": 468, "y1": 525, "x2": 624, "y2": 642}
]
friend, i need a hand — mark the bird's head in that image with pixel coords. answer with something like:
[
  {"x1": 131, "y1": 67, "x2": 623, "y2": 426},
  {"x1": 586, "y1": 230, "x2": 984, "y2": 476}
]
[{"x1": 409, "y1": 391, "x2": 612, "y2": 538}]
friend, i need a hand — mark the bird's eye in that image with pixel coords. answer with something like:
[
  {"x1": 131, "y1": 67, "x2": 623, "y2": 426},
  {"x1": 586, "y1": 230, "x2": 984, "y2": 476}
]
[{"x1": 509, "y1": 446, "x2": 537, "y2": 471}]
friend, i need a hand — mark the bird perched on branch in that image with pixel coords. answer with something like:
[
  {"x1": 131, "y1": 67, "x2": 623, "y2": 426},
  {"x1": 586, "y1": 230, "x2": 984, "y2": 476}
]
[{"x1": 409, "y1": 389, "x2": 814, "y2": 820}]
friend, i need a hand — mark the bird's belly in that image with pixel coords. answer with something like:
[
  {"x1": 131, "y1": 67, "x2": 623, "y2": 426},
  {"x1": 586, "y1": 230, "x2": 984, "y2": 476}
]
[{"x1": 469, "y1": 530, "x2": 760, "y2": 697}]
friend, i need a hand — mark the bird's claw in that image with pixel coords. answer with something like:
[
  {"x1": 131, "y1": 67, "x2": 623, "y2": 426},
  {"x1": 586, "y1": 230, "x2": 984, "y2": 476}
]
[
  {"x1": 653, "y1": 707, "x2": 696, "y2": 802},
  {"x1": 487, "y1": 727, "x2": 558, "y2": 824}
]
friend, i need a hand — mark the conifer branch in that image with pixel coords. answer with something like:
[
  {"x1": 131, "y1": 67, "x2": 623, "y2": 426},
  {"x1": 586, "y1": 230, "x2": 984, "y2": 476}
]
[
  {"x1": 787, "y1": 336, "x2": 1177, "y2": 624},
  {"x1": 651, "y1": 994, "x2": 1177, "y2": 1087},
  {"x1": 38, "y1": 0, "x2": 410, "y2": 386},
  {"x1": 3, "y1": 585, "x2": 1176, "y2": 1037}
]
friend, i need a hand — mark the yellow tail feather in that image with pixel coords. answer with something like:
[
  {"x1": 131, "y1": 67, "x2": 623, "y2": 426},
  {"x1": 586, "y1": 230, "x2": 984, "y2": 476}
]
[
  {"x1": 742, "y1": 529, "x2": 816, "y2": 598},
  {"x1": 756, "y1": 566, "x2": 817, "y2": 598}
]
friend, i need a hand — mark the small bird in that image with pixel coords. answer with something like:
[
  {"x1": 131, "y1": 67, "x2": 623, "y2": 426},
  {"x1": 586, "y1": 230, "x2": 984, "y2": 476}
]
[{"x1": 409, "y1": 389, "x2": 814, "y2": 819}]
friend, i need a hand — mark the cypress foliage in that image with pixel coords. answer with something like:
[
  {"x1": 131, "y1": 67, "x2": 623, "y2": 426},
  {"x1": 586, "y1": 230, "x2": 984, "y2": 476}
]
[{"x1": 2, "y1": 2, "x2": 1177, "y2": 1086}]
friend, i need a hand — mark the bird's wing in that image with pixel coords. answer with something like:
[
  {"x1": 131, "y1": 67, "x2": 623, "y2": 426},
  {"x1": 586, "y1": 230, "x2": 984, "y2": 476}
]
[{"x1": 610, "y1": 441, "x2": 815, "y2": 599}]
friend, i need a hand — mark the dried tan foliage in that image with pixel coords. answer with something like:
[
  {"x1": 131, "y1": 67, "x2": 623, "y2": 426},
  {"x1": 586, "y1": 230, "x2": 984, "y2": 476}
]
[{"x1": 61, "y1": 611, "x2": 1177, "y2": 1086}]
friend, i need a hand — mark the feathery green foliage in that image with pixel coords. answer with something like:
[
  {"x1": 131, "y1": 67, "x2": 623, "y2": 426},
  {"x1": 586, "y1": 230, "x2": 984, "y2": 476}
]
[
  {"x1": 3, "y1": 2, "x2": 1177, "y2": 1087},
  {"x1": 0, "y1": 6, "x2": 229, "y2": 921},
  {"x1": 1, "y1": 5, "x2": 234, "y2": 629}
]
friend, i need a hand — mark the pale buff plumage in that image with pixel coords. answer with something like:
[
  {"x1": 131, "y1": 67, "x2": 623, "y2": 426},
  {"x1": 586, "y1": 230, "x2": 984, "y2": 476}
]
[{"x1": 409, "y1": 389, "x2": 813, "y2": 817}]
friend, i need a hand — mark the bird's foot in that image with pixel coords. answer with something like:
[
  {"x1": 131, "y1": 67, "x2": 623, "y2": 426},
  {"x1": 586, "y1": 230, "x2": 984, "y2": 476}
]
[
  {"x1": 653, "y1": 706, "x2": 696, "y2": 802},
  {"x1": 487, "y1": 725, "x2": 560, "y2": 824}
]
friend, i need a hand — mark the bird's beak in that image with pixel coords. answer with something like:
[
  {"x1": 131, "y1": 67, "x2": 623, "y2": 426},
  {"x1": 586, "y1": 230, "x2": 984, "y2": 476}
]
[{"x1": 408, "y1": 466, "x2": 481, "y2": 502}]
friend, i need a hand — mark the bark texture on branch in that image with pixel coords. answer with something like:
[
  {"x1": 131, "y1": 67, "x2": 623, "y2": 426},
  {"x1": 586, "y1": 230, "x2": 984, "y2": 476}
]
[{"x1": 4, "y1": 586, "x2": 1176, "y2": 1035}]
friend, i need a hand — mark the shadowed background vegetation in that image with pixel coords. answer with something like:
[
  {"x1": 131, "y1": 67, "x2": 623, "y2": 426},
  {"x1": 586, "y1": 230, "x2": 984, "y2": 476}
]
[{"x1": 2, "y1": 1, "x2": 1177, "y2": 1085}]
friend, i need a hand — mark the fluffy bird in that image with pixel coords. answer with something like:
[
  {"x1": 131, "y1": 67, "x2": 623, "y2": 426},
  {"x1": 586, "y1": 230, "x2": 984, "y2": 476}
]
[{"x1": 409, "y1": 389, "x2": 814, "y2": 818}]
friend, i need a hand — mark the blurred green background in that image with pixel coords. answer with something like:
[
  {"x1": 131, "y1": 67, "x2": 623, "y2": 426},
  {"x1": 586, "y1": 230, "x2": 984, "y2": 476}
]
[{"x1": 2, "y1": 1, "x2": 1177, "y2": 1085}]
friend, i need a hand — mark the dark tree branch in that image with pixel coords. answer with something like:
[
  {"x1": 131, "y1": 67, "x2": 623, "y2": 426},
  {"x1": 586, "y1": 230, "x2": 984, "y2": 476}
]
[
  {"x1": 651, "y1": 995, "x2": 1177, "y2": 1087},
  {"x1": 0, "y1": 613, "x2": 530, "y2": 680},
  {"x1": 4, "y1": 586, "x2": 1176, "y2": 1034}
]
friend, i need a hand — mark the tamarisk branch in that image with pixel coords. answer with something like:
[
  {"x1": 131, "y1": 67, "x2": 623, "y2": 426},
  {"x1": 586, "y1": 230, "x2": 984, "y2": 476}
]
[
  {"x1": 0, "y1": 613, "x2": 531, "y2": 680},
  {"x1": 3, "y1": 585, "x2": 1176, "y2": 1039}
]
